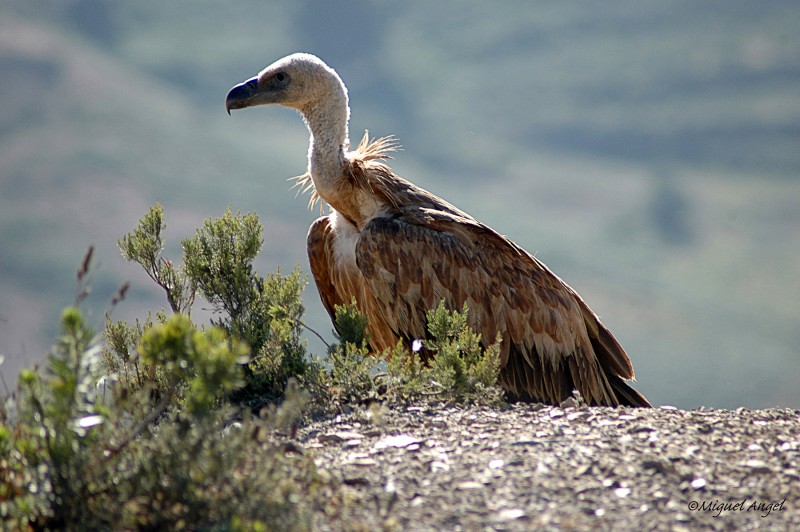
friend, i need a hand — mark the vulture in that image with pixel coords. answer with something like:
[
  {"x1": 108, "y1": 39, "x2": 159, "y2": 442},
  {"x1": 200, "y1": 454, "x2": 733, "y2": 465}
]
[{"x1": 226, "y1": 53, "x2": 650, "y2": 407}]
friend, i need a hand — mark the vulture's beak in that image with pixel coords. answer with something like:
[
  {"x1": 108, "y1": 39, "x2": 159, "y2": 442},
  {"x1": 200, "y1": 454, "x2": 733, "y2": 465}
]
[{"x1": 225, "y1": 76, "x2": 259, "y2": 115}]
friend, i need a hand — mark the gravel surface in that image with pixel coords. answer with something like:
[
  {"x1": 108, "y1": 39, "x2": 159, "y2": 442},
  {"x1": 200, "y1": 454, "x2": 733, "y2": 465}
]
[{"x1": 296, "y1": 402, "x2": 799, "y2": 530}]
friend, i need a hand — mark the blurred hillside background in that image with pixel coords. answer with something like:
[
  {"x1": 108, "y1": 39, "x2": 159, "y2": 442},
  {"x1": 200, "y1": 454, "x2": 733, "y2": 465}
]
[{"x1": 1, "y1": 1, "x2": 798, "y2": 409}]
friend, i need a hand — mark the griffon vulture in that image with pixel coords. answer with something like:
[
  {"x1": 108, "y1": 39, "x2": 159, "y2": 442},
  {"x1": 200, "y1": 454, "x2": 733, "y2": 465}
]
[{"x1": 226, "y1": 53, "x2": 650, "y2": 407}]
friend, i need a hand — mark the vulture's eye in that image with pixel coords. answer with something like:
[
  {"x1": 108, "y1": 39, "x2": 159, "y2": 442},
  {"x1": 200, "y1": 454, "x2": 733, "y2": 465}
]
[{"x1": 274, "y1": 72, "x2": 289, "y2": 84}]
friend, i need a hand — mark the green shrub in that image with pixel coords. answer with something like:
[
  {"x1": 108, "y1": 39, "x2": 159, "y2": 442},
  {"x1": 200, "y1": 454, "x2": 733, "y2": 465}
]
[
  {"x1": 0, "y1": 307, "x2": 105, "y2": 527},
  {"x1": 387, "y1": 301, "x2": 504, "y2": 404},
  {"x1": 326, "y1": 301, "x2": 383, "y2": 404},
  {"x1": 102, "y1": 312, "x2": 167, "y2": 398},
  {"x1": 321, "y1": 299, "x2": 504, "y2": 405},
  {"x1": 118, "y1": 203, "x2": 194, "y2": 314},
  {"x1": 136, "y1": 313, "x2": 247, "y2": 417},
  {"x1": 113, "y1": 205, "x2": 319, "y2": 408},
  {"x1": 1, "y1": 303, "x2": 332, "y2": 530}
]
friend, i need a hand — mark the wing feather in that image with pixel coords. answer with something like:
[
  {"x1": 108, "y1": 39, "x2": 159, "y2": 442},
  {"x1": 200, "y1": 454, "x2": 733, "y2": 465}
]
[
  {"x1": 307, "y1": 214, "x2": 400, "y2": 352},
  {"x1": 307, "y1": 216, "x2": 344, "y2": 320},
  {"x1": 354, "y1": 211, "x2": 648, "y2": 406}
]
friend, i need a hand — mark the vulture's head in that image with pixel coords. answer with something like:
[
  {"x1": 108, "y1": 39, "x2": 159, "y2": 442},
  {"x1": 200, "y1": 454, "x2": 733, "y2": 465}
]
[{"x1": 225, "y1": 53, "x2": 347, "y2": 116}]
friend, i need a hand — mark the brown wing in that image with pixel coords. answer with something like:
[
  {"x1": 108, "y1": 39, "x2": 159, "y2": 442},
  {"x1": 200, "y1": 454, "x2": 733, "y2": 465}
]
[
  {"x1": 307, "y1": 216, "x2": 346, "y2": 322},
  {"x1": 307, "y1": 214, "x2": 404, "y2": 353},
  {"x1": 355, "y1": 209, "x2": 650, "y2": 407}
]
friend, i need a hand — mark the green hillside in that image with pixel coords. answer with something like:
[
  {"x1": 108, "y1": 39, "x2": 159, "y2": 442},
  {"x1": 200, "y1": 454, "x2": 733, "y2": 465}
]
[{"x1": 1, "y1": 1, "x2": 799, "y2": 408}]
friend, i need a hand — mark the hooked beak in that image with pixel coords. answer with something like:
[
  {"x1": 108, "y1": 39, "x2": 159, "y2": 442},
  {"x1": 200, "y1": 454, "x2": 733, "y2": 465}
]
[{"x1": 225, "y1": 76, "x2": 260, "y2": 115}]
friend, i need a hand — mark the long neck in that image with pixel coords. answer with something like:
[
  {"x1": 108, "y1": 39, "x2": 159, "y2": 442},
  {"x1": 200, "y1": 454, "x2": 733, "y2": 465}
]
[{"x1": 302, "y1": 87, "x2": 349, "y2": 206}]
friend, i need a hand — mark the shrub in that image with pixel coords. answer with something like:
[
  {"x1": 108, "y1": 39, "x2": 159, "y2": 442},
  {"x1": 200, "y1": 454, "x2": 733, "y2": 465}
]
[
  {"x1": 322, "y1": 299, "x2": 504, "y2": 405},
  {"x1": 112, "y1": 204, "x2": 318, "y2": 408},
  {"x1": 1, "y1": 301, "x2": 332, "y2": 530},
  {"x1": 326, "y1": 301, "x2": 383, "y2": 405},
  {"x1": 0, "y1": 307, "x2": 105, "y2": 527},
  {"x1": 387, "y1": 301, "x2": 504, "y2": 404},
  {"x1": 118, "y1": 203, "x2": 194, "y2": 314}
]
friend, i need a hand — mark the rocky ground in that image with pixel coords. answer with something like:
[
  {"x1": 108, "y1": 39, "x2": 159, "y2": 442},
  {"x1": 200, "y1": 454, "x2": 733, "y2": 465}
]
[{"x1": 295, "y1": 402, "x2": 799, "y2": 530}]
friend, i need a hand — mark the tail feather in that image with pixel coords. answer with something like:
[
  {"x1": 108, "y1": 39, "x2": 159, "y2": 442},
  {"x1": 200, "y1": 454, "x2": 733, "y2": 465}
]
[{"x1": 608, "y1": 374, "x2": 651, "y2": 407}]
